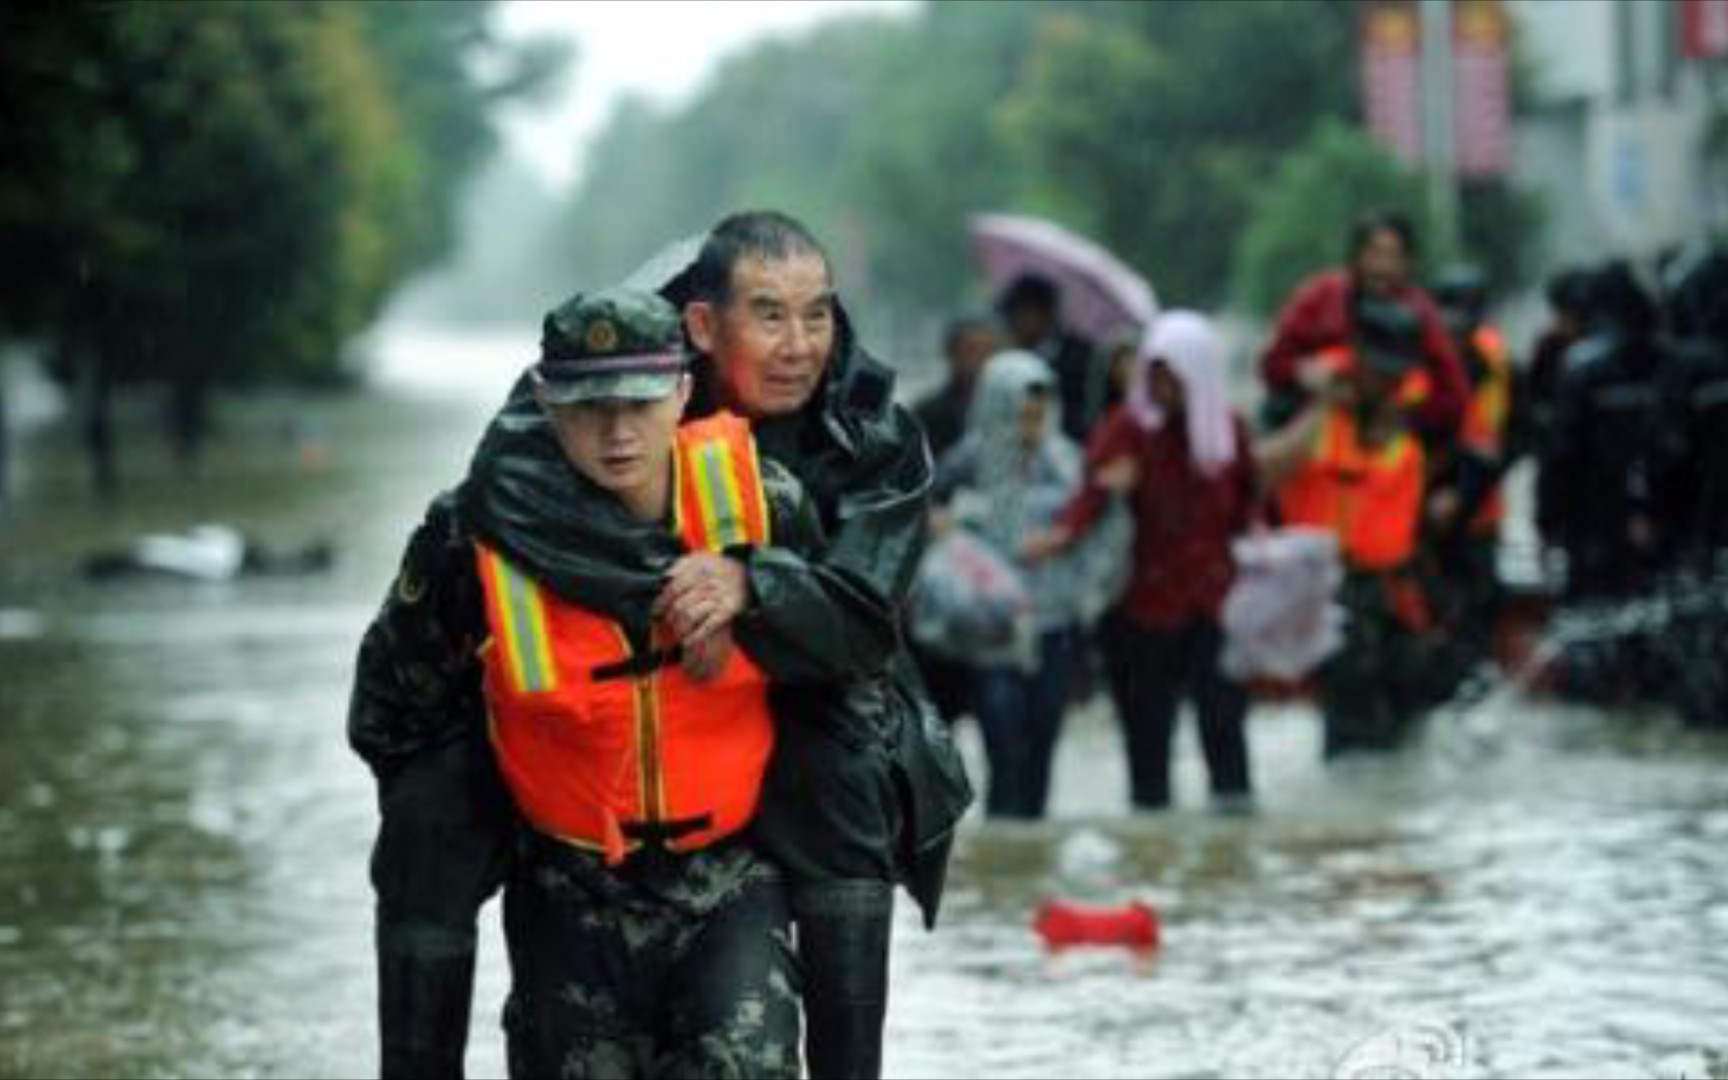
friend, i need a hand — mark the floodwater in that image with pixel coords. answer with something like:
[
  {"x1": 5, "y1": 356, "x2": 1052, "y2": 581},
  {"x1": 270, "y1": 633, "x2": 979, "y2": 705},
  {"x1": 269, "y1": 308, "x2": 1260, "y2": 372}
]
[{"x1": 1, "y1": 338, "x2": 1726, "y2": 1080}]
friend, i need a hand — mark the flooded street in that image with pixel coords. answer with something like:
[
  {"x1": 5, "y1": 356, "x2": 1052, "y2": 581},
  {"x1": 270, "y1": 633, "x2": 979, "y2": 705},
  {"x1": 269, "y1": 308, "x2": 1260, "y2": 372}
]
[{"x1": 2, "y1": 359, "x2": 1726, "y2": 1080}]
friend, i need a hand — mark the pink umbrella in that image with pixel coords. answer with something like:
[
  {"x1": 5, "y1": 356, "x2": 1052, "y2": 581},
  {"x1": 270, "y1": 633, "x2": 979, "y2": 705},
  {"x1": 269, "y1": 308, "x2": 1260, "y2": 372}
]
[{"x1": 969, "y1": 212, "x2": 1158, "y2": 343}]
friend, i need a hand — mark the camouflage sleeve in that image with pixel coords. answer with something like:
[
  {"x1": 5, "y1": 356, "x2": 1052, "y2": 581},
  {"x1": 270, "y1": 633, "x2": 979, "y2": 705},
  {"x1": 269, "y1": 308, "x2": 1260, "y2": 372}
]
[{"x1": 347, "y1": 490, "x2": 488, "y2": 775}]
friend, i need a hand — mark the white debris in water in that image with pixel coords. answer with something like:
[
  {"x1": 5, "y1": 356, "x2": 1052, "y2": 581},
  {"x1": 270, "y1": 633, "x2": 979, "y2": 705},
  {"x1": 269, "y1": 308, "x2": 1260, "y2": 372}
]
[
  {"x1": 0, "y1": 926, "x2": 20, "y2": 946},
  {"x1": 1331, "y1": 1016, "x2": 1474, "y2": 1080},
  {"x1": 0, "y1": 609, "x2": 45, "y2": 640},
  {"x1": 1701, "y1": 811, "x2": 1728, "y2": 840},
  {"x1": 1054, "y1": 827, "x2": 1125, "y2": 882},
  {"x1": 24, "y1": 783, "x2": 55, "y2": 809},
  {"x1": 187, "y1": 793, "x2": 239, "y2": 837}
]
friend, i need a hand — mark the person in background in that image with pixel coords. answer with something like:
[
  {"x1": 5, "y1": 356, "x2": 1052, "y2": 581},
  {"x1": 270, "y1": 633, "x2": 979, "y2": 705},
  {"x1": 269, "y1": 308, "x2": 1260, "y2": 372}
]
[
  {"x1": 1095, "y1": 326, "x2": 1142, "y2": 421},
  {"x1": 1025, "y1": 312, "x2": 1257, "y2": 811},
  {"x1": 1425, "y1": 264, "x2": 1514, "y2": 670},
  {"x1": 909, "y1": 314, "x2": 1001, "y2": 726},
  {"x1": 935, "y1": 351, "x2": 1086, "y2": 819},
  {"x1": 997, "y1": 273, "x2": 1101, "y2": 443},
  {"x1": 1525, "y1": 268, "x2": 1593, "y2": 460},
  {"x1": 1538, "y1": 262, "x2": 1675, "y2": 601},
  {"x1": 1658, "y1": 250, "x2": 1728, "y2": 574},
  {"x1": 1656, "y1": 249, "x2": 1728, "y2": 730},
  {"x1": 1260, "y1": 210, "x2": 1468, "y2": 441},
  {"x1": 1262, "y1": 299, "x2": 1436, "y2": 757},
  {"x1": 913, "y1": 313, "x2": 1000, "y2": 461}
]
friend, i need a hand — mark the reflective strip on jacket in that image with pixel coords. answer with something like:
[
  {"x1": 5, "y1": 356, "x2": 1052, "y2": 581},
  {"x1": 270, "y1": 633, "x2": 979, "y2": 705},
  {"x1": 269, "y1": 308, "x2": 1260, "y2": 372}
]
[{"x1": 1463, "y1": 325, "x2": 1513, "y2": 533}]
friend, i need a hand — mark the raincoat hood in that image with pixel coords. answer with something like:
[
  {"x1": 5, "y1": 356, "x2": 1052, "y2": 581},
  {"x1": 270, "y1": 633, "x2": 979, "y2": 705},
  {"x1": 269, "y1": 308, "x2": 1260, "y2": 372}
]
[{"x1": 1126, "y1": 310, "x2": 1238, "y2": 477}]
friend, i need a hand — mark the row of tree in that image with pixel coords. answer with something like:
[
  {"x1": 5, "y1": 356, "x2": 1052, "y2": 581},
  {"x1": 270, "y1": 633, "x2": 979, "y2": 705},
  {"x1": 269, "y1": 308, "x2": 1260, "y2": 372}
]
[
  {"x1": 0, "y1": 2, "x2": 564, "y2": 493},
  {"x1": 554, "y1": 0, "x2": 1539, "y2": 346}
]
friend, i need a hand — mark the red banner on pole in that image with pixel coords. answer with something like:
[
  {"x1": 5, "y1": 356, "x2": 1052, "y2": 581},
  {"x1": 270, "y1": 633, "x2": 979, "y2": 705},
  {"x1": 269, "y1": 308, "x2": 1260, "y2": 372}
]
[
  {"x1": 1683, "y1": 0, "x2": 1728, "y2": 59},
  {"x1": 1453, "y1": 0, "x2": 1513, "y2": 178},
  {"x1": 1362, "y1": 1, "x2": 1425, "y2": 166}
]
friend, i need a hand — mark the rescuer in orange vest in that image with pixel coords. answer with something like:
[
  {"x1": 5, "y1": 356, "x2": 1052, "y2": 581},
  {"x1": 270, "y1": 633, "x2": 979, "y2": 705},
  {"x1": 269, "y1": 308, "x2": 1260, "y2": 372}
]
[
  {"x1": 356, "y1": 214, "x2": 973, "y2": 1080},
  {"x1": 1423, "y1": 266, "x2": 1515, "y2": 671},
  {"x1": 353, "y1": 287, "x2": 831, "y2": 1078},
  {"x1": 1263, "y1": 298, "x2": 1439, "y2": 757}
]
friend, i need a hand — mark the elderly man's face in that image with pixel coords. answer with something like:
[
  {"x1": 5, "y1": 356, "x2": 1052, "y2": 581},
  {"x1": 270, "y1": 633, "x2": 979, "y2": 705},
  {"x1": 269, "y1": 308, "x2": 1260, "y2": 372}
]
[{"x1": 687, "y1": 253, "x2": 836, "y2": 419}]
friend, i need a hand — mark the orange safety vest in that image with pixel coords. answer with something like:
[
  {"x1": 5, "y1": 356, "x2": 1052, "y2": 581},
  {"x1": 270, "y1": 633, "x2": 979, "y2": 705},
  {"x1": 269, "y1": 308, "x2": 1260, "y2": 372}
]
[
  {"x1": 476, "y1": 413, "x2": 775, "y2": 865},
  {"x1": 1314, "y1": 345, "x2": 1433, "y2": 409},
  {"x1": 1461, "y1": 325, "x2": 1512, "y2": 534},
  {"x1": 1278, "y1": 406, "x2": 1427, "y2": 573}
]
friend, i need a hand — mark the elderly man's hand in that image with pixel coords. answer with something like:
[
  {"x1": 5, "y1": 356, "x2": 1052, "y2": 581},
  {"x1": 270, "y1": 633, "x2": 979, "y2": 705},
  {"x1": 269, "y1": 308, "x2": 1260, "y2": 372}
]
[
  {"x1": 654, "y1": 552, "x2": 750, "y2": 645},
  {"x1": 681, "y1": 629, "x2": 737, "y2": 684}
]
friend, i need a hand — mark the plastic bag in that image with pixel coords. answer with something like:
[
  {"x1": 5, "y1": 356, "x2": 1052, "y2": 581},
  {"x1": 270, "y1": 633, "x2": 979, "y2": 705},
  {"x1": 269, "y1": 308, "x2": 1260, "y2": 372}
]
[
  {"x1": 1220, "y1": 527, "x2": 1346, "y2": 681},
  {"x1": 1069, "y1": 497, "x2": 1134, "y2": 625},
  {"x1": 910, "y1": 528, "x2": 1036, "y2": 667}
]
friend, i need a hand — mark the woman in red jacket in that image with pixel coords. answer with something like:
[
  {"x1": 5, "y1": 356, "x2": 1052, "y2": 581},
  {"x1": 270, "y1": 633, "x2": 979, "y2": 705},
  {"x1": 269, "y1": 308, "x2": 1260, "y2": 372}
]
[
  {"x1": 1261, "y1": 210, "x2": 1468, "y2": 440},
  {"x1": 1026, "y1": 311, "x2": 1257, "y2": 811}
]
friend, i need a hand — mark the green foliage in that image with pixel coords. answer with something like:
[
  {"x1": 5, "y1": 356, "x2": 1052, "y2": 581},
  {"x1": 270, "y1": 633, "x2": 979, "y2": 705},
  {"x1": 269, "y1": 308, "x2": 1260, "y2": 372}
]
[
  {"x1": 553, "y1": 0, "x2": 1543, "y2": 332},
  {"x1": 1000, "y1": 0, "x2": 1360, "y2": 306},
  {"x1": 1232, "y1": 121, "x2": 1435, "y2": 316},
  {"x1": 1232, "y1": 121, "x2": 1545, "y2": 315},
  {"x1": 0, "y1": 0, "x2": 561, "y2": 398},
  {"x1": 559, "y1": 15, "x2": 914, "y2": 294}
]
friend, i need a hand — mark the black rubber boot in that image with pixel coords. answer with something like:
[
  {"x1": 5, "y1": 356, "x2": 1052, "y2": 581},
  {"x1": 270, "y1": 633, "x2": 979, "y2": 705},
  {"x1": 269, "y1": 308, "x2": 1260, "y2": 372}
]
[
  {"x1": 377, "y1": 921, "x2": 477, "y2": 1080},
  {"x1": 793, "y1": 880, "x2": 895, "y2": 1080}
]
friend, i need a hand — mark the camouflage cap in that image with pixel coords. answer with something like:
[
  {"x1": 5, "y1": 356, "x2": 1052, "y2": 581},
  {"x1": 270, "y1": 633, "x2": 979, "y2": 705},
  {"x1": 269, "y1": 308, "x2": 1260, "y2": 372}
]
[{"x1": 534, "y1": 286, "x2": 688, "y2": 404}]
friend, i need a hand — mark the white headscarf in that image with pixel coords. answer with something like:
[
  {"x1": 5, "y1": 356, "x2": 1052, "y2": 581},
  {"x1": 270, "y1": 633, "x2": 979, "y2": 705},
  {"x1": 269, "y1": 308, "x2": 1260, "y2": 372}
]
[{"x1": 1125, "y1": 309, "x2": 1237, "y2": 477}]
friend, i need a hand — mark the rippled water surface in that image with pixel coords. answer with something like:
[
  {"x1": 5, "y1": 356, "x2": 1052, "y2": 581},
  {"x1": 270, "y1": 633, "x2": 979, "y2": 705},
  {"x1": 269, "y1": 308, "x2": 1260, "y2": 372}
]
[{"x1": 2, "y1": 385, "x2": 1725, "y2": 1080}]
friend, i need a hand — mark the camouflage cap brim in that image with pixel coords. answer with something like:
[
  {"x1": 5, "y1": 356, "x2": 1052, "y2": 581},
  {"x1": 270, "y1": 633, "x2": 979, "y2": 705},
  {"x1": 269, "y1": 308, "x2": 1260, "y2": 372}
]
[{"x1": 535, "y1": 368, "x2": 685, "y2": 405}]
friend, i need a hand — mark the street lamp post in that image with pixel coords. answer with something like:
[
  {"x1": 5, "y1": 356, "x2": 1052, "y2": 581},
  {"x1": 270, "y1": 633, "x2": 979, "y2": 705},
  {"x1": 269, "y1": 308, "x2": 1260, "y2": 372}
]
[{"x1": 1420, "y1": 0, "x2": 1462, "y2": 258}]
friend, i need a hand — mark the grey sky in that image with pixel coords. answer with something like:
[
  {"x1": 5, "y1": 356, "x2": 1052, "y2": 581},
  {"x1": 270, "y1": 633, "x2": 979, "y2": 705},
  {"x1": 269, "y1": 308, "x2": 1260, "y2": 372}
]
[{"x1": 494, "y1": 0, "x2": 916, "y2": 190}]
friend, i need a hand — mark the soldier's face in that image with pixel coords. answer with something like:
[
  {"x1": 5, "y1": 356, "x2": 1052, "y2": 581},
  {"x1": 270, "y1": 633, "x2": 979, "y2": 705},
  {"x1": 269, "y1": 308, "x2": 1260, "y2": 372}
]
[
  {"x1": 686, "y1": 254, "x2": 836, "y2": 419},
  {"x1": 538, "y1": 378, "x2": 692, "y2": 513}
]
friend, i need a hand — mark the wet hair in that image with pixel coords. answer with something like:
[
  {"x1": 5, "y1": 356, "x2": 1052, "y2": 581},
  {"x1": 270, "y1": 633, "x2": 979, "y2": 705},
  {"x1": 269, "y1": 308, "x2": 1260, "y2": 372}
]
[
  {"x1": 1663, "y1": 249, "x2": 1728, "y2": 341},
  {"x1": 1545, "y1": 267, "x2": 1593, "y2": 317},
  {"x1": 996, "y1": 273, "x2": 1060, "y2": 316},
  {"x1": 686, "y1": 210, "x2": 831, "y2": 305},
  {"x1": 1581, "y1": 260, "x2": 1660, "y2": 339},
  {"x1": 942, "y1": 312, "x2": 998, "y2": 356},
  {"x1": 1347, "y1": 210, "x2": 1419, "y2": 263}
]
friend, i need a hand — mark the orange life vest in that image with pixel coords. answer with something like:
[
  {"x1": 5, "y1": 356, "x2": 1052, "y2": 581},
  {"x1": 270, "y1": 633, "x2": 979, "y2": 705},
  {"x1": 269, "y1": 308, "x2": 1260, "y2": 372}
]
[
  {"x1": 1313, "y1": 344, "x2": 1434, "y2": 408},
  {"x1": 476, "y1": 413, "x2": 775, "y2": 865},
  {"x1": 1278, "y1": 406, "x2": 1426, "y2": 573},
  {"x1": 1462, "y1": 325, "x2": 1512, "y2": 533}
]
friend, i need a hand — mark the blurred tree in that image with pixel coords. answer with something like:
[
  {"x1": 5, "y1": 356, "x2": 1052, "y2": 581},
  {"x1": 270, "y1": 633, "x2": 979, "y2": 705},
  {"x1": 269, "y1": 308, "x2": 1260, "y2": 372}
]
[
  {"x1": 1001, "y1": 0, "x2": 1360, "y2": 307},
  {"x1": 1231, "y1": 120, "x2": 1435, "y2": 316},
  {"x1": 548, "y1": 1, "x2": 1541, "y2": 347},
  {"x1": 1232, "y1": 121, "x2": 1544, "y2": 315},
  {"x1": 0, "y1": 2, "x2": 563, "y2": 491},
  {"x1": 559, "y1": 15, "x2": 909, "y2": 292},
  {"x1": 842, "y1": 0, "x2": 1050, "y2": 315}
]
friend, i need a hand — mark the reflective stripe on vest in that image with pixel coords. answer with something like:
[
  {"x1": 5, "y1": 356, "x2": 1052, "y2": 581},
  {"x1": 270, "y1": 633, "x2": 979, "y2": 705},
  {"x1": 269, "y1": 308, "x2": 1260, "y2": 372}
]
[
  {"x1": 477, "y1": 547, "x2": 559, "y2": 695},
  {"x1": 1463, "y1": 326, "x2": 1512, "y2": 532},
  {"x1": 474, "y1": 411, "x2": 775, "y2": 865},
  {"x1": 676, "y1": 413, "x2": 771, "y2": 554},
  {"x1": 1463, "y1": 325, "x2": 1512, "y2": 456},
  {"x1": 1278, "y1": 408, "x2": 1426, "y2": 572}
]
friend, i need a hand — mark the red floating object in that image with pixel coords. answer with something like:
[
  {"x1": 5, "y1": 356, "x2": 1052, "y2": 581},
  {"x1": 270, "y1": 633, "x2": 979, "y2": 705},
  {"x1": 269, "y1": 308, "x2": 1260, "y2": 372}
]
[{"x1": 1033, "y1": 899, "x2": 1161, "y2": 951}]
